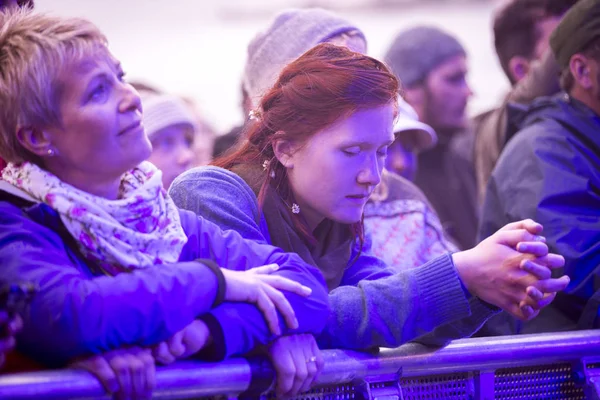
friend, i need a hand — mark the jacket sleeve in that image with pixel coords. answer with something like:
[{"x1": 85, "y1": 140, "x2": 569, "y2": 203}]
[
  {"x1": 171, "y1": 167, "x2": 497, "y2": 351},
  {"x1": 0, "y1": 203, "x2": 222, "y2": 367},
  {"x1": 170, "y1": 166, "x2": 268, "y2": 243},
  {"x1": 481, "y1": 122, "x2": 600, "y2": 300},
  {"x1": 182, "y1": 214, "x2": 330, "y2": 360}
]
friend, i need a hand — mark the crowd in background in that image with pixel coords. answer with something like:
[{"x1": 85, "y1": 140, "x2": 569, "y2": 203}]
[{"x1": 0, "y1": 0, "x2": 599, "y2": 398}]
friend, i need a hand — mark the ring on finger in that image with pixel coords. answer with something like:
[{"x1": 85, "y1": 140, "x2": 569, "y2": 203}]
[{"x1": 306, "y1": 356, "x2": 317, "y2": 364}]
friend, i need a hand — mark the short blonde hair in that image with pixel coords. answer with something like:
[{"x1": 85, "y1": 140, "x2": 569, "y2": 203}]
[{"x1": 0, "y1": 8, "x2": 107, "y2": 164}]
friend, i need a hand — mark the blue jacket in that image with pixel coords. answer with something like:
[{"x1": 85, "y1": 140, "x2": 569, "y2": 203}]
[
  {"x1": 170, "y1": 167, "x2": 499, "y2": 350},
  {"x1": 0, "y1": 183, "x2": 329, "y2": 367},
  {"x1": 479, "y1": 94, "x2": 600, "y2": 334}
]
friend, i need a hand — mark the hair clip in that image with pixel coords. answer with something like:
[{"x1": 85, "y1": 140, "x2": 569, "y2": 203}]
[{"x1": 248, "y1": 109, "x2": 262, "y2": 121}]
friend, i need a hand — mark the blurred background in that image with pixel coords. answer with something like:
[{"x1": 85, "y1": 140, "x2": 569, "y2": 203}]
[{"x1": 35, "y1": 0, "x2": 508, "y2": 135}]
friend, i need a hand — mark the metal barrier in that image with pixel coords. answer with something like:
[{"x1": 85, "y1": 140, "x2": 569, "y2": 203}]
[{"x1": 1, "y1": 330, "x2": 600, "y2": 399}]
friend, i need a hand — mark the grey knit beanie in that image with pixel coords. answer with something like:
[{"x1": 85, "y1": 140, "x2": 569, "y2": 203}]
[
  {"x1": 384, "y1": 26, "x2": 466, "y2": 88},
  {"x1": 243, "y1": 8, "x2": 365, "y2": 106}
]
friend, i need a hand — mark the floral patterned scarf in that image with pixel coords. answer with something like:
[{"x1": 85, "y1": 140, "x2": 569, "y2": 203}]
[{"x1": 2, "y1": 161, "x2": 188, "y2": 275}]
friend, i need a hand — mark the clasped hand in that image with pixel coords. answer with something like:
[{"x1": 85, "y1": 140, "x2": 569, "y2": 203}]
[{"x1": 453, "y1": 219, "x2": 570, "y2": 321}]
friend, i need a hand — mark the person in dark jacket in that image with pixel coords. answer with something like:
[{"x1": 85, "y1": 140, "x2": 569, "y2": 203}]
[
  {"x1": 478, "y1": 0, "x2": 600, "y2": 335},
  {"x1": 0, "y1": 8, "x2": 329, "y2": 398},
  {"x1": 474, "y1": 0, "x2": 578, "y2": 203},
  {"x1": 384, "y1": 26, "x2": 478, "y2": 249}
]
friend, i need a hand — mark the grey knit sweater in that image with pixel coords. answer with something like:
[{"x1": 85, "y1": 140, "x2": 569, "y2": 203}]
[{"x1": 170, "y1": 166, "x2": 498, "y2": 350}]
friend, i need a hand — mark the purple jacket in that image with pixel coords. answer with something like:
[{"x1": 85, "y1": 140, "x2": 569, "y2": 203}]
[{"x1": 0, "y1": 186, "x2": 329, "y2": 367}]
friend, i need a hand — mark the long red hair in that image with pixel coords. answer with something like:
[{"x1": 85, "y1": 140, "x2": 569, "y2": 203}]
[{"x1": 214, "y1": 43, "x2": 400, "y2": 245}]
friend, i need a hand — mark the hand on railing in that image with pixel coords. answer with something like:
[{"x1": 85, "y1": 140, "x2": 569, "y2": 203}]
[
  {"x1": 152, "y1": 320, "x2": 210, "y2": 365},
  {"x1": 266, "y1": 334, "x2": 323, "y2": 399},
  {"x1": 452, "y1": 219, "x2": 569, "y2": 321},
  {"x1": 222, "y1": 264, "x2": 313, "y2": 335},
  {"x1": 70, "y1": 346, "x2": 155, "y2": 400},
  {"x1": 0, "y1": 311, "x2": 22, "y2": 368}
]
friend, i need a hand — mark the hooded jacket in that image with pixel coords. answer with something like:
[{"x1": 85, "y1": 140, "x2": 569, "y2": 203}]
[
  {"x1": 473, "y1": 50, "x2": 562, "y2": 204},
  {"x1": 478, "y1": 93, "x2": 600, "y2": 334}
]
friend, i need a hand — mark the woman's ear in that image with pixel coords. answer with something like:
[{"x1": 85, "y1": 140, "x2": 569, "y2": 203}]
[
  {"x1": 272, "y1": 133, "x2": 297, "y2": 169},
  {"x1": 16, "y1": 126, "x2": 54, "y2": 157}
]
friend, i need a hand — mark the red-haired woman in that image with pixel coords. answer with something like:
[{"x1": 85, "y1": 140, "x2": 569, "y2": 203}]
[{"x1": 170, "y1": 44, "x2": 569, "y2": 396}]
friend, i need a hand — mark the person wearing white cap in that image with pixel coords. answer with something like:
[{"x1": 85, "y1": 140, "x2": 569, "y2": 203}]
[
  {"x1": 365, "y1": 97, "x2": 454, "y2": 270},
  {"x1": 386, "y1": 97, "x2": 437, "y2": 181},
  {"x1": 142, "y1": 93, "x2": 196, "y2": 189}
]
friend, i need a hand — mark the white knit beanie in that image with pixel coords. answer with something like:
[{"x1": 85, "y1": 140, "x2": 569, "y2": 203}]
[
  {"x1": 243, "y1": 8, "x2": 365, "y2": 107},
  {"x1": 141, "y1": 94, "x2": 196, "y2": 140}
]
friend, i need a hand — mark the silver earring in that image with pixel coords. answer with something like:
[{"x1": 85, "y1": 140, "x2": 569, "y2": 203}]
[
  {"x1": 263, "y1": 159, "x2": 276, "y2": 179},
  {"x1": 47, "y1": 148, "x2": 55, "y2": 156},
  {"x1": 291, "y1": 203, "x2": 300, "y2": 214}
]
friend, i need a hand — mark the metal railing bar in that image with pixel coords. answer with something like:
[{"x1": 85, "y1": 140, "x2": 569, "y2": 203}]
[{"x1": 1, "y1": 330, "x2": 599, "y2": 399}]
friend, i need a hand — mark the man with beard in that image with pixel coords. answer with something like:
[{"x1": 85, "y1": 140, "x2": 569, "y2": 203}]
[
  {"x1": 479, "y1": 0, "x2": 600, "y2": 334},
  {"x1": 384, "y1": 27, "x2": 477, "y2": 249}
]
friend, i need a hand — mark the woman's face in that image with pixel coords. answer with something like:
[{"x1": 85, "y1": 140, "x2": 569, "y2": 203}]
[
  {"x1": 43, "y1": 52, "x2": 152, "y2": 192},
  {"x1": 385, "y1": 134, "x2": 418, "y2": 181},
  {"x1": 283, "y1": 102, "x2": 395, "y2": 230},
  {"x1": 148, "y1": 124, "x2": 195, "y2": 189}
]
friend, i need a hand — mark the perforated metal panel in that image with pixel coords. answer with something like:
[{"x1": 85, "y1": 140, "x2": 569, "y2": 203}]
[
  {"x1": 494, "y1": 364, "x2": 585, "y2": 400},
  {"x1": 260, "y1": 363, "x2": 598, "y2": 400},
  {"x1": 400, "y1": 373, "x2": 471, "y2": 400},
  {"x1": 266, "y1": 383, "x2": 357, "y2": 400},
  {"x1": 274, "y1": 374, "x2": 472, "y2": 400}
]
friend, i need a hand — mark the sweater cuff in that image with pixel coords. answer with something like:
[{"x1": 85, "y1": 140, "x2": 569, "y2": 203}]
[
  {"x1": 414, "y1": 253, "x2": 472, "y2": 324},
  {"x1": 450, "y1": 251, "x2": 473, "y2": 300},
  {"x1": 467, "y1": 297, "x2": 502, "y2": 329},
  {"x1": 196, "y1": 259, "x2": 226, "y2": 308}
]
